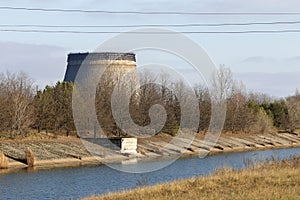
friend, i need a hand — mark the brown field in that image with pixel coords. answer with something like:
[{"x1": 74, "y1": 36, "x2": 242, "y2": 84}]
[{"x1": 85, "y1": 156, "x2": 300, "y2": 200}]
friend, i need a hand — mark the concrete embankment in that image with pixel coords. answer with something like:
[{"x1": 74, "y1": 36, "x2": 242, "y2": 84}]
[
  {"x1": 137, "y1": 132, "x2": 300, "y2": 157},
  {"x1": 0, "y1": 132, "x2": 300, "y2": 172}
]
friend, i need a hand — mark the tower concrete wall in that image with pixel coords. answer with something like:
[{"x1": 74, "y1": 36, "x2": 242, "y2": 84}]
[{"x1": 63, "y1": 52, "x2": 136, "y2": 82}]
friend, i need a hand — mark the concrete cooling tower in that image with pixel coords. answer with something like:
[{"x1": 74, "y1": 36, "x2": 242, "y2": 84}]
[
  {"x1": 64, "y1": 52, "x2": 139, "y2": 139},
  {"x1": 63, "y1": 52, "x2": 137, "y2": 82}
]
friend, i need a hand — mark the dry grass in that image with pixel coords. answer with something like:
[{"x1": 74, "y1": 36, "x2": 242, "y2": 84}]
[
  {"x1": 0, "y1": 152, "x2": 8, "y2": 169},
  {"x1": 25, "y1": 148, "x2": 35, "y2": 167},
  {"x1": 85, "y1": 157, "x2": 300, "y2": 200},
  {"x1": 0, "y1": 133, "x2": 80, "y2": 143}
]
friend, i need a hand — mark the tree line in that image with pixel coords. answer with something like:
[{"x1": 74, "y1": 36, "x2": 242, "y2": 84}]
[{"x1": 0, "y1": 67, "x2": 299, "y2": 139}]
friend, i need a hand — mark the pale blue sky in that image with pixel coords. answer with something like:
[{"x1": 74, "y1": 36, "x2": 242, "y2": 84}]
[{"x1": 0, "y1": 0, "x2": 299, "y2": 97}]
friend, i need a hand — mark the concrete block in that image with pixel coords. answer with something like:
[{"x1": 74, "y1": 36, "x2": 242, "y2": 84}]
[{"x1": 121, "y1": 138, "x2": 137, "y2": 154}]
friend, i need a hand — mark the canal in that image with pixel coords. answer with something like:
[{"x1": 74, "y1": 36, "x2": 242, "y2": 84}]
[{"x1": 0, "y1": 147, "x2": 299, "y2": 200}]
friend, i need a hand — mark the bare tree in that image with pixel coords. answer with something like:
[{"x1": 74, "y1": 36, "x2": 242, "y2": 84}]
[
  {"x1": 286, "y1": 90, "x2": 300, "y2": 132},
  {"x1": 0, "y1": 72, "x2": 35, "y2": 138},
  {"x1": 211, "y1": 65, "x2": 234, "y2": 103}
]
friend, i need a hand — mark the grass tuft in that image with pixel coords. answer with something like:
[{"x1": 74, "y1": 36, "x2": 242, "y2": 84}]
[
  {"x1": 0, "y1": 152, "x2": 8, "y2": 169},
  {"x1": 26, "y1": 148, "x2": 36, "y2": 167}
]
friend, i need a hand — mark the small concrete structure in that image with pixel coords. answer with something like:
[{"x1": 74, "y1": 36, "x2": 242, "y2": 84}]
[{"x1": 121, "y1": 138, "x2": 137, "y2": 154}]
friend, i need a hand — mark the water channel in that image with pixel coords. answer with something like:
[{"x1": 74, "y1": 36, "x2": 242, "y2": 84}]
[{"x1": 1, "y1": 147, "x2": 299, "y2": 200}]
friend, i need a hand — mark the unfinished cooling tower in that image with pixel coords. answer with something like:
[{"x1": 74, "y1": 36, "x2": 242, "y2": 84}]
[
  {"x1": 63, "y1": 52, "x2": 137, "y2": 82},
  {"x1": 65, "y1": 52, "x2": 139, "y2": 138}
]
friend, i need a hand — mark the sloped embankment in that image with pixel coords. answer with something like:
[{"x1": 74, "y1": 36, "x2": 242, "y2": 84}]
[{"x1": 0, "y1": 132, "x2": 300, "y2": 170}]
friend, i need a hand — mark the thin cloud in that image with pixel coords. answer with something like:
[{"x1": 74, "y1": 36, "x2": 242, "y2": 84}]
[
  {"x1": 286, "y1": 56, "x2": 300, "y2": 62},
  {"x1": 242, "y1": 56, "x2": 274, "y2": 64},
  {"x1": 243, "y1": 56, "x2": 265, "y2": 63},
  {"x1": 234, "y1": 71, "x2": 300, "y2": 97}
]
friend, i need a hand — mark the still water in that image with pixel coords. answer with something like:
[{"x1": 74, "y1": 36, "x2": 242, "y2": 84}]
[{"x1": 1, "y1": 148, "x2": 300, "y2": 200}]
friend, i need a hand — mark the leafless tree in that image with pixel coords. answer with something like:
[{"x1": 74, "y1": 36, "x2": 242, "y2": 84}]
[
  {"x1": 286, "y1": 90, "x2": 300, "y2": 132},
  {"x1": 211, "y1": 65, "x2": 234, "y2": 103},
  {"x1": 0, "y1": 72, "x2": 35, "y2": 138}
]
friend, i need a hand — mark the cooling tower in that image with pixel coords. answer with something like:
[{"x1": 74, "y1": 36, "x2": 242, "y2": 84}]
[
  {"x1": 65, "y1": 52, "x2": 139, "y2": 138},
  {"x1": 63, "y1": 52, "x2": 137, "y2": 82}
]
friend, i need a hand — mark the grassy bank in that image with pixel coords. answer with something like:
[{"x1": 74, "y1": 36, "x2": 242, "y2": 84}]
[{"x1": 85, "y1": 157, "x2": 300, "y2": 200}]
